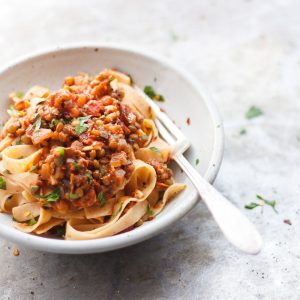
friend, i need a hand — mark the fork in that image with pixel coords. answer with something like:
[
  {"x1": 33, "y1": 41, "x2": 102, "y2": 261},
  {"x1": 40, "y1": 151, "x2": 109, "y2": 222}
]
[{"x1": 135, "y1": 86, "x2": 263, "y2": 255}]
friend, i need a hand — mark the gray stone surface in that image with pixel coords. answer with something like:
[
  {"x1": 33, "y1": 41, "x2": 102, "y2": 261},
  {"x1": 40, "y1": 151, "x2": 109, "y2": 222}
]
[{"x1": 0, "y1": 0, "x2": 300, "y2": 299}]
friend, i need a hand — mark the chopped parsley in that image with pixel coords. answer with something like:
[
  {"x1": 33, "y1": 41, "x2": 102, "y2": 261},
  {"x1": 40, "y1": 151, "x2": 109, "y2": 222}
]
[
  {"x1": 31, "y1": 185, "x2": 39, "y2": 193},
  {"x1": 114, "y1": 203, "x2": 123, "y2": 217},
  {"x1": 170, "y1": 31, "x2": 178, "y2": 41},
  {"x1": 57, "y1": 147, "x2": 65, "y2": 164},
  {"x1": 15, "y1": 91, "x2": 24, "y2": 98},
  {"x1": 256, "y1": 194, "x2": 278, "y2": 213},
  {"x1": 86, "y1": 173, "x2": 93, "y2": 184},
  {"x1": 0, "y1": 177, "x2": 6, "y2": 190},
  {"x1": 141, "y1": 135, "x2": 149, "y2": 141},
  {"x1": 50, "y1": 119, "x2": 60, "y2": 129},
  {"x1": 146, "y1": 205, "x2": 154, "y2": 216},
  {"x1": 72, "y1": 162, "x2": 80, "y2": 171},
  {"x1": 34, "y1": 188, "x2": 60, "y2": 203},
  {"x1": 195, "y1": 158, "x2": 200, "y2": 166},
  {"x1": 245, "y1": 194, "x2": 278, "y2": 213},
  {"x1": 8, "y1": 105, "x2": 25, "y2": 117},
  {"x1": 75, "y1": 115, "x2": 92, "y2": 135},
  {"x1": 15, "y1": 137, "x2": 22, "y2": 145},
  {"x1": 99, "y1": 167, "x2": 105, "y2": 177},
  {"x1": 55, "y1": 227, "x2": 65, "y2": 237},
  {"x1": 29, "y1": 165, "x2": 37, "y2": 172},
  {"x1": 144, "y1": 86, "x2": 165, "y2": 102},
  {"x1": 245, "y1": 202, "x2": 260, "y2": 210},
  {"x1": 150, "y1": 146, "x2": 161, "y2": 154},
  {"x1": 33, "y1": 117, "x2": 42, "y2": 132},
  {"x1": 97, "y1": 191, "x2": 106, "y2": 207},
  {"x1": 246, "y1": 106, "x2": 263, "y2": 119},
  {"x1": 69, "y1": 193, "x2": 79, "y2": 200},
  {"x1": 240, "y1": 128, "x2": 247, "y2": 135},
  {"x1": 27, "y1": 215, "x2": 37, "y2": 226}
]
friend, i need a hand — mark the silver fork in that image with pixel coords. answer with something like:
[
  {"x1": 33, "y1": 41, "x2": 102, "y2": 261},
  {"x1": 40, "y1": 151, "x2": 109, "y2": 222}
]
[{"x1": 135, "y1": 86, "x2": 263, "y2": 254}]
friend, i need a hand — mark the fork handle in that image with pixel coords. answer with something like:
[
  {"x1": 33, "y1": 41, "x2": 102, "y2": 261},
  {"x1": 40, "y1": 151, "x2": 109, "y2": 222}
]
[{"x1": 175, "y1": 154, "x2": 263, "y2": 254}]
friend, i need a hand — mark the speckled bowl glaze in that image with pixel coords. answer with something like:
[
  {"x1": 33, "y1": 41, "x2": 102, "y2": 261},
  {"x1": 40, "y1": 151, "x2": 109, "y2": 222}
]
[{"x1": 0, "y1": 45, "x2": 224, "y2": 254}]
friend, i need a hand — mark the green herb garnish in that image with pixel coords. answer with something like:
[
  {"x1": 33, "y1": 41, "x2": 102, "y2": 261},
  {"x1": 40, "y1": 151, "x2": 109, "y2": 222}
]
[
  {"x1": 8, "y1": 105, "x2": 25, "y2": 117},
  {"x1": 50, "y1": 119, "x2": 59, "y2": 129},
  {"x1": 256, "y1": 194, "x2": 278, "y2": 213},
  {"x1": 31, "y1": 185, "x2": 39, "y2": 193},
  {"x1": 141, "y1": 135, "x2": 149, "y2": 141},
  {"x1": 35, "y1": 188, "x2": 60, "y2": 203},
  {"x1": 246, "y1": 106, "x2": 263, "y2": 119},
  {"x1": 57, "y1": 147, "x2": 65, "y2": 164},
  {"x1": 144, "y1": 86, "x2": 165, "y2": 102},
  {"x1": 86, "y1": 173, "x2": 93, "y2": 184},
  {"x1": 146, "y1": 205, "x2": 154, "y2": 216},
  {"x1": 69, "y1": 193, "x2": 79, "y2": 200},
  {"x1": 16, "y1": 91, "x2": 24, "y2": 98},
  {"x1": 240, "y1": 128, "x2": 247, "y2": 135},
  {"x1": 195, "y1": 158, "x2": 200, "y2": 166},
  {"x1": 0, "y1": 177, "x2": 6, "y2": 190},
  {"x1": 114, "y1": 203, "x2": 123, "y2": 217},
  {"x1": 245, "y1": 194, "x2": 278, "y2": 213},
  {"x1": 72, "y1": 162, "x2": 80, "y2": 171},
  {"x1": 28, "y1": 215, "x2": 37, "y2": 226},
  {"x1": 15, "y1": 137, "x2": 22, "y2": 145},
  {"x1": 55, "y1": 227, "x2": 65, "y2": 237},
  {"x1": 29, "y1": 165, "x2": 37, "y2": 172},
  {"x1": 99, "y1": 167, "x2": 105, "y2": 177},
  {"x1": 245, "y1": 202, "x2": 260, "y2": 210},
  {"x1": 33, "y1": 117, "x2": 42, "y2": 132},
  {"x1": 150, "y1": 146, "x2": 161, "y2": 154},
  {"x1": 97, "y1": 191, "x2": 106, "y2": 207},
  {"x1": 75, "y1": 115, "x2": 92, "y2": 135}
]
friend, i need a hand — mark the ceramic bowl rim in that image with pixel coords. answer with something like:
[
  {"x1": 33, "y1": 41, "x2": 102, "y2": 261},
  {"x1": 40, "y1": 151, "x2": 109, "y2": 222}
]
[{"x1": 0, "y1": 44, "x2": 224, "y2": 254}]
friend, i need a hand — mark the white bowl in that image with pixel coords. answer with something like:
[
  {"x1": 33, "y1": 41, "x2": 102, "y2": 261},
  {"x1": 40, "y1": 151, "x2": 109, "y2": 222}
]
[{"x1": 0, "y1": 45, "x2": 224, "y2": 254}]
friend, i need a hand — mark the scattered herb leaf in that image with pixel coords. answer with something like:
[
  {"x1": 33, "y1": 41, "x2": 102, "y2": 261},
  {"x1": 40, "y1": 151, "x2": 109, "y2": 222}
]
[
  {"x1": 246, "y1": 106, "x2": 263, "y2": 119},
  {"x1": 69, "y1": 193, "x2": 79, "y2": 200},
  {"x1": 35, "y1": 188, "x2": 60, "y2": 203},
  {"x1": 75, "y1": 115, "x2": 92, "y2": 135},
  {"x1": 28, "y1": 215, "x2": 37, "y2": 226},
  {"x1": 16, "y1": 91, "x2": 24, "y2": 98},
  {"x1": 55, "y1": 227, "x2": 65, "y2": 237},
  {"x1": 146, "y1": 205, "x2": 154, "y2": 216},
  {"x1": 240, "y1": 128, "x2": 247, "y2": 135},
  {"x1": 29, "y1": 165, "x2": 37, "y2": 172},
  {"x1": 144, "y1": 86, "x2": 165, "y2": 102},
  {"x1": 99, "y1": 167, "x2": 105, "y2": 177},
  {"x1": 245, "y1": 194, "x2": 278, "y2": 213},
  {"x1": 33, "y1": 117, "x2": 42, "y2": 132},
  {"x1": 195, "y1": 158, "x2": 200, "y2": 166},
  {"x1": 141, "y1": 135, "x2": 149, "y2": 141},
  {"x1": 97, "y1": 191, "x2": 106, "y2": 207},
  {"x1": 150, "y1": 147, "x2": 161, "y2": 154},
  {"x1": 114, "y1": 203, "x2": 123, "y2": 217},
  {"x1": 72, "y1": 162, "x2": 80, "y2": 171},
  {"x1": 245, "y1": 202, "x2": 260, "y2": 210},
  {"x1": 31, "y1": 185, "x2": 39, "y2": 193},
  {"x1": 0, "y1": 177, "x2": 6, "y2": 190},
  {"x1": 86, "y1": 173, "x2": 93, "y2": 184},
  {"x1": 57, "y1": 147, "x2": 65, "y2": 164},
  {"x1": 15, "y1": 137, "x2": 22, "y2": 145}
]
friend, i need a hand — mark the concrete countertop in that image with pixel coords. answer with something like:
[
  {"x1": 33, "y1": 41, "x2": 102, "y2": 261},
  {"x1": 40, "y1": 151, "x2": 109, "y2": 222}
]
[{"x1": 0, "y1": 0, "x2": 299, "y2": 299}]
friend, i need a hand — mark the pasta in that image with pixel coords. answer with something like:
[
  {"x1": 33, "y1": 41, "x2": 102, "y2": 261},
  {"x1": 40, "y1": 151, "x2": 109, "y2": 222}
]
[{"x1": 0, "y1": 69, "x2": 185, "y2": 240}]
